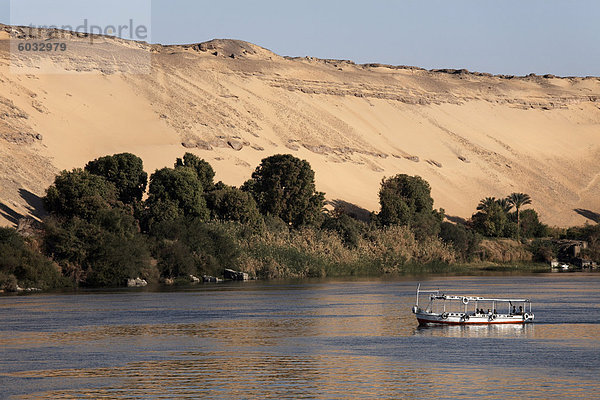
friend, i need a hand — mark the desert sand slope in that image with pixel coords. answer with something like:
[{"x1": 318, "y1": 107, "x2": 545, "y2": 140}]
[{"x1": 0, "y1": 24, "x2": 599, "y2": 227}]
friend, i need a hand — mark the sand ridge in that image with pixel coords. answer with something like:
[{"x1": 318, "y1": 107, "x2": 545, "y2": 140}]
[{"x1": 0, "y1": 24, "x2": 599, "y2": 227}]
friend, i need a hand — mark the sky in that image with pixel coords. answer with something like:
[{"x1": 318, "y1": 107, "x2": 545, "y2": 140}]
[{"x1": 1, "y1": 0, "x2": 599, "y2": 76}]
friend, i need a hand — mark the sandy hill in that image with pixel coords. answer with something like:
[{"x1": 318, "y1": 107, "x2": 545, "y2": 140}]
[{"x1": 0, "y1": 24, "x2": 599, "y2": 227}]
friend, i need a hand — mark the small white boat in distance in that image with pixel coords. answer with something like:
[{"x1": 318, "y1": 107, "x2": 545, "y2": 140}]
[{"x1": 412, "y1": 284, "x2": 534, "y2": 325}]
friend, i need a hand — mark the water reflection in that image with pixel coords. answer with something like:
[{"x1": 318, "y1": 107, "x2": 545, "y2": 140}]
[
  {"x1": 414, "y1": 323, "x2": 534, "y2": 338},
  {"x1": 2, "y1": 275, "x2": 600, "y2": 399},
  {"x1": 9, "y1": 350, "x2": 600, "y2": 399}
]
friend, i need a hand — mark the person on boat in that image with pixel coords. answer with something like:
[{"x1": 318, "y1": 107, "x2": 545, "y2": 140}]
[
  {"x1": 518, "y1": 306, "x2": 523, "y2": 315},
  {"x1": 512, "y1": 306, "x2": 516, "y2": 315},
  {"x1": 487, "y1": 309, "x2": 491, "y2": 314}
]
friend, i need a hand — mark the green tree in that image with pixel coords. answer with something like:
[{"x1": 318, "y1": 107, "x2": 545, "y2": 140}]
[
  {"x1": 175, "y1": 153, "x2": 215, "y2": 191},
  {"x1": 507, "y1": 193, "x2": 532, "y2": 240},
  {"x1": 85, "y1": 153, "x2": 148, "y2": 204},
  {"x1": 44, "y1": 169, "x2": 118, "y2": 220},
  {"x1": 476, "y1": 197, "x2": 498, "y2": 213},
  {"x1": 206, "y1": 185, "x2": 262, "y2": 226},
  {"x1": 518, "y1": 209, "x2": 547, "y2": 238},
  {"x1": 471, "y1": 202, "x2": 508, "y2": 237},
  {"x1": 496, "y1": 198, "x2": 513, "y2": 214},
  {"x1": 377, "y1": 175, "x2": 442, "y2": 238},
  {"x1": 146, "y1": 167, "x2": 209, "y2": 222},
  {"x1": 244, "y1": 154, "x2": 325, "y2": 227}
]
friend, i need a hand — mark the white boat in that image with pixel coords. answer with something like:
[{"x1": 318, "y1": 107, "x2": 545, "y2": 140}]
[{"x1": 411, "y1": 284, "x2": 534, "y2": 325}]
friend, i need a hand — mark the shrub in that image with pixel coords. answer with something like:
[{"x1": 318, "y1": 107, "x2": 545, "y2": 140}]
[
  {"x1": 149, "y1": 219, "x2": 240, "y2": 278},
  {"x1": 321, "y1": 214, "x2": 366, "y2": 248},
  {"x1": 0, "y1": 227, "x2": 67, "y2": 290},
  {"x1": 439, "y1": 222, "x2": 481, "y2": 262}
]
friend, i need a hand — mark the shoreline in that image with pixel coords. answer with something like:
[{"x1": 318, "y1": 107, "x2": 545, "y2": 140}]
[{"x1": 4, "y1": 266, "x2": 599, "y2": 296}]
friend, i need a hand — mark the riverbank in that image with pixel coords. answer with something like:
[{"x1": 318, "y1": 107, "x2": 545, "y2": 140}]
[{"x1": 1, "y1": 262, "x2": 573, "y2": 296}]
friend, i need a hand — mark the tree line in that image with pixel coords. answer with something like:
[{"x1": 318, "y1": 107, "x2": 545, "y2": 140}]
[{"x1": 1, "y1": 152, "x2": 598, "y2": 290}]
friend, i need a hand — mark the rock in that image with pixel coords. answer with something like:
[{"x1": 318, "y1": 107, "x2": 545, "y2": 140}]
[
  {"x1": 251, "y1": 145, "x2": 265, "y2": 151},
  {"x1": 303, "y1": 144, "x2": 330, "y2": 155},
  {"x1": 35, "y1": 133, "x2": 43, "y2": 140},
  {"x1": 182, "y1": 137, "x2": 213, "y2": 150},
  {"x1": 202, "y1": 275, "x2": 223, "y2": 283},
  {"x1": 427, "y1": 159, "x2": 443, "y2": 168},
  {"x1": 227, "y1": 139, "x2": 243, "y2": 151},
  {"x1": 164, "y1": 278, "x2": 174, "y2": 285},
  {"x1": 16, "y1": 285, "x2": 41, "y2": 292},
  {"x1": 404, "y1": 156, "x2": 420, "y2": 163},
  {"x1": 224, "y1": 269, "x2": 249, "y2": 281},
  {"x1": 458, "y1": 156, "x2": 470, "y2": 163},
  {"x1": 127, "y1": 277, "x2": 148, "y2": 287},
  {"x1": 211, "y1": 138, "x2": 230, "y2": 148},
  {"x1": 189, "y1": 275, "x2": 200, "y2": 283}
]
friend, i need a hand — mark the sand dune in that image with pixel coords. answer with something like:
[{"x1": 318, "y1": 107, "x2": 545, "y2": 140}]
[{"x1": 0, "y1": 24, "x2": 599, "y2": 227}]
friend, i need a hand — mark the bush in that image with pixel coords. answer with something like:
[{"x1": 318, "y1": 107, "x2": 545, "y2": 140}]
[
  {"x1": 149, "y1": 219, "x2": 240, "y2": 278},
  {"x1": 44, "y1": 213, "x2": 153, "y2": 287},
  {"x1": 0, "y1": 227, "x2": 67, "y2": 290},
  {"x1": 85, "y1": 234, "x2": 152, "y2": 287},
  {"x1": 529, "y1": 239, "x2": 557, "y2": 263},
  {"x1": 439, "y1": 222, "x2": 481, "y2": 262},
  {"x1": 321, "y1": 214, "x2": 366, "y2": 248}
]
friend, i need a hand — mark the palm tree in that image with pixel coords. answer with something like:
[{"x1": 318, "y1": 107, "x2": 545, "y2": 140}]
[
  {"x1": 477, "y1": 197, "x2": 497, "y2": 213},
  {"x1": 507, "y1": 193, "x2": 532, "y2": 240},
  {"x1": 496, "y1": 198, "x2": 513, "y2": 214}
]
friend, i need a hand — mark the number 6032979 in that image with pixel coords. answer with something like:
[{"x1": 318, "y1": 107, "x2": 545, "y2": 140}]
[{"x1": 17, "y1": 42, "x2": 67, "y2": 52}]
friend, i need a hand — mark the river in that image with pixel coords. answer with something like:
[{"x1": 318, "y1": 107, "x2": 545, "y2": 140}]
[{"x1": 1, "y1": 273, "x2": 599, "y2": 399}]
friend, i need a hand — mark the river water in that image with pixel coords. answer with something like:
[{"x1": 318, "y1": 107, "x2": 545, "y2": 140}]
[{"x1": 1, "y1": 273, "x2": 599, "y2": 399}]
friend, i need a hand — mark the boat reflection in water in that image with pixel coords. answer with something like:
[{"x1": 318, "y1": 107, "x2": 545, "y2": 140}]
[{"x1": 414, "y1": 321, "x2": 535, "y2": 338}]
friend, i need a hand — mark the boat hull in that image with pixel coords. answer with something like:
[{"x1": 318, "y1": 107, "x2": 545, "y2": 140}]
[{"x1": 415, "y1": 312, "x2": 534, "y2": 325}]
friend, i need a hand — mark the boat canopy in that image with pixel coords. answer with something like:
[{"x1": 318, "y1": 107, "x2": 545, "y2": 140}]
[
  {"x1": 416, "y1": 286, "x2": 530, "y2": 304},
  {"x1": 432, "y1": 295, "x2": 530, "y2": 303}
]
